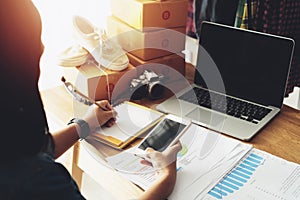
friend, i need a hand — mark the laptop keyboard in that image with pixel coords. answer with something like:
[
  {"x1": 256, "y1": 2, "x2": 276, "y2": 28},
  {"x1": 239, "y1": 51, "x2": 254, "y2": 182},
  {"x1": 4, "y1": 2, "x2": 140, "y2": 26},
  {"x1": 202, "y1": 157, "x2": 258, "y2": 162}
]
[{"x1": 178, "y1": 87, "x2": 272, "y2": 124}]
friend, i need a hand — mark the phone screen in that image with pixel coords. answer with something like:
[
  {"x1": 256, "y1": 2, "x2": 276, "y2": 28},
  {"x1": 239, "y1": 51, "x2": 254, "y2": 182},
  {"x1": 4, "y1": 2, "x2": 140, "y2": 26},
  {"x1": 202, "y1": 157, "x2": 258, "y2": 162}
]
[{"x1": 138, "y1": 118, "x2": 186, "y2": 152}]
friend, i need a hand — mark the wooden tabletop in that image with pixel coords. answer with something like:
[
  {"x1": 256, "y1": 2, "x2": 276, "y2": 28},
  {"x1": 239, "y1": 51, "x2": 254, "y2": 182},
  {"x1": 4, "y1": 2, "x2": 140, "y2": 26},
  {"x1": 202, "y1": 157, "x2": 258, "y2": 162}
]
[
  {"x1": 249, "y1": 105, "x2": 300, "y2": 163},
  {"x1": 40, "y1": 64, "x2": 300, "y2": 199},
  {"x1": 40, "y1": 64, "x2": 300, "y2": 165}
]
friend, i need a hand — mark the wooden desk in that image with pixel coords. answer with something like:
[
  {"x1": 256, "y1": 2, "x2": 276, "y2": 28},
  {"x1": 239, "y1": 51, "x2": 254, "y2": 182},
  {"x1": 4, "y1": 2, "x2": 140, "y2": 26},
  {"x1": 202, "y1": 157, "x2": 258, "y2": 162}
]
[{"x1": 40, "y1": 64, "x2": 300, "y2": 199}]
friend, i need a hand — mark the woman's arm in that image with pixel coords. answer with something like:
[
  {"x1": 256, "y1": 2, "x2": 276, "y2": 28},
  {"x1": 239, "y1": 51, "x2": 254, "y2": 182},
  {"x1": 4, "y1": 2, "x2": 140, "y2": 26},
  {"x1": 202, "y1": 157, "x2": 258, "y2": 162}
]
[
  {"x1": 51, "y1": 123, "x2": 80, "y2": 158},
  {"x1": 139, "y1": 162, "x2": 177, "y2": 200},
  {"x1": 51, "y1": 100, "x2": 116, "y2": 158},
  {"x1": 139, "y1": 142, "x2": 182, "y2": 200}
]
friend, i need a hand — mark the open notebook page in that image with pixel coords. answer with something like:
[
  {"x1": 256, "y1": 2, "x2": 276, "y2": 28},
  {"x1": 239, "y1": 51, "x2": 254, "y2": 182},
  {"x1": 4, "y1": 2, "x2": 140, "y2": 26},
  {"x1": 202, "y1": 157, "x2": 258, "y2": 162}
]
[{"x1": 95, "y1": 101, "x2": 164, "y2": 142}]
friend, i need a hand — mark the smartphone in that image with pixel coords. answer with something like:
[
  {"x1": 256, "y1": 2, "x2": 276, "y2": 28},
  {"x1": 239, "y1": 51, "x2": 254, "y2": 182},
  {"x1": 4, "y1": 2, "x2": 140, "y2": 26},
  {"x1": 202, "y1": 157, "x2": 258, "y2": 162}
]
[{"x1": 134, "y1": 114, "x2": 191, "y2": 155}]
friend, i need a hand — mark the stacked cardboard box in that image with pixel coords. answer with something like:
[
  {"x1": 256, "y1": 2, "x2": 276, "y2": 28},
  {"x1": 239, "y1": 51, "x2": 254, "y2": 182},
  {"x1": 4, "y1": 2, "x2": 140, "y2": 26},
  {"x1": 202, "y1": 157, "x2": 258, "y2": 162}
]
[
  {"x1": 63, "y1": 0, "x2": 188, "y2": 102},
  {"x1": 107, "y1": 0, "x2": 188, "y2": 95},
  {"x1": 64, "y1": 62, "x2": 136, "y2": 101}
]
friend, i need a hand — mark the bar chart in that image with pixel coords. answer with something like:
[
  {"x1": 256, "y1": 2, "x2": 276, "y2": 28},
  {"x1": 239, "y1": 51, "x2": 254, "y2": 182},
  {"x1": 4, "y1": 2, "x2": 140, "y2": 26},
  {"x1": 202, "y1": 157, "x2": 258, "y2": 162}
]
[{"x1": 207, "y1": 152, "x2": 264, "y2": 199}]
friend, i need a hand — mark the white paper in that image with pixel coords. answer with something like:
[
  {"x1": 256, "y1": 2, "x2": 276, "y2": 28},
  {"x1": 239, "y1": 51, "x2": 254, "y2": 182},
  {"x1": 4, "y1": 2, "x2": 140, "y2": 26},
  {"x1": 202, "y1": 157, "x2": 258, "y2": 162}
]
[
  {"x1": 169, "y1": 130, "x2": 252, "y2": 200},
  {"x1": 105, "y1": 151, "x2": 156, "y2": 189},
  {"x1": 202, "y1": 148, "x2": 300, "y2": 200},
  {"x1": 105, "y1": 124, "x2": 300, "y2": 200},
  {"x1": 106, "y1": 124, "x2": 252, "y2": 195},
  {"x1": 95, "y1": 102, "x2": 163, "y2": 141}
]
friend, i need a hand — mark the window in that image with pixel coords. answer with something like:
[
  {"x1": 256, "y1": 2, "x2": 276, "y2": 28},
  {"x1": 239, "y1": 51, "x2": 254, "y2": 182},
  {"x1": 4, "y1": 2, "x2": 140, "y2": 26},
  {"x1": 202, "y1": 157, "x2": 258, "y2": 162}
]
[{"x1": 33, "y1": 0, "x2": 111, "y2": 90}]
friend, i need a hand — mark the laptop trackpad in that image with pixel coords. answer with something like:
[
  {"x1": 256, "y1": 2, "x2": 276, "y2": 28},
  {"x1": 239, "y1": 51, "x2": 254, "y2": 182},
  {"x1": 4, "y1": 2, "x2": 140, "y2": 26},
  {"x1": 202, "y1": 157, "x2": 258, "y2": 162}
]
[
  {"x1": 186, "y1": 108, "x2": 211, "y2": 125},
  {"x1": 186, "y1": 107, "x2": 227, "y2": 129}
]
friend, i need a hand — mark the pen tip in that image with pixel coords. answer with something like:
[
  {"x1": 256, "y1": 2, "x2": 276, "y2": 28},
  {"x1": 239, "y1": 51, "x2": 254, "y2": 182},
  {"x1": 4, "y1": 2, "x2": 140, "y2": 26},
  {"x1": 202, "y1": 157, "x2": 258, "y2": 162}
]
[{"x1": 61, "y1": 76, "x2": 66, "y2": 83}]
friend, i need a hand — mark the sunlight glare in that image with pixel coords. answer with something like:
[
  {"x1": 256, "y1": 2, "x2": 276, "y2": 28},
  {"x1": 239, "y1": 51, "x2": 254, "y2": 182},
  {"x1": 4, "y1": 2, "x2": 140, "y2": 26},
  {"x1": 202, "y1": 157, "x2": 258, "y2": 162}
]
[{"x1": 32, "y1": 0, "x2": 111, "y2": 90}]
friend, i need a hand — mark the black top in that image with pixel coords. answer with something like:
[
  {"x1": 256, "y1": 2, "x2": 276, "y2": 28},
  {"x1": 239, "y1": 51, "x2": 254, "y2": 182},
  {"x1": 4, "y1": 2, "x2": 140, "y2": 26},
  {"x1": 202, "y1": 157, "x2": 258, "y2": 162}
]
[{"x1": 0, "y1": 1, "x2": 50, "y2": 162}]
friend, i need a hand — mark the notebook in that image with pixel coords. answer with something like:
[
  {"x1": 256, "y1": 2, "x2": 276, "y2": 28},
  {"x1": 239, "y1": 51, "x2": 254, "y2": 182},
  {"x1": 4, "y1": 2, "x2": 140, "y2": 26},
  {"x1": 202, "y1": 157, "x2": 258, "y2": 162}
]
[
  {"x1": 157, "y1": 21, "x2": 295, "y2": 141},
  {"x1": 90, "y1": 101, "x2": 164, "y2": 149}
]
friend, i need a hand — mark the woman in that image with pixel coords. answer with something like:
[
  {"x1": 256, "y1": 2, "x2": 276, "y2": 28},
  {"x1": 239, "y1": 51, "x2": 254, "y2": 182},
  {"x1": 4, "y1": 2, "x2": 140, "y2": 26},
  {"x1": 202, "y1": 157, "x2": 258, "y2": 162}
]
[{"x1": 0, "y1": 1, "x2": 181, "y2": 199}]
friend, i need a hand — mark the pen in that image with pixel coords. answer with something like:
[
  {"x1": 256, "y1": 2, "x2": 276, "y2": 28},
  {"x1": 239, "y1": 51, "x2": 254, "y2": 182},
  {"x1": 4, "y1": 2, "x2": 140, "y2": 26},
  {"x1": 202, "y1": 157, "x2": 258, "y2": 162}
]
[{"x1": 61, "y1": 76, "x2": 112, "y2": 112}]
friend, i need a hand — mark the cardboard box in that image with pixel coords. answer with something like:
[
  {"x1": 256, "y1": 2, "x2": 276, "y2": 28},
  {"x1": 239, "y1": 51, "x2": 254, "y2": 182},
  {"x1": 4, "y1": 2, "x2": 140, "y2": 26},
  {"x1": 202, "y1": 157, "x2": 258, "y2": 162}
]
[
  {"x1": 127, "y1": 52, "x2": 185, "y2": 78},
  {"x1": 111, "y1": 0, "x2": 188, "y2": 31},
  {"x1": 63, "y1": 63, "x2": 136, "y2": 101},
  {"x1": 107, "y1": 16, "x2": 186, "y2": 61}
]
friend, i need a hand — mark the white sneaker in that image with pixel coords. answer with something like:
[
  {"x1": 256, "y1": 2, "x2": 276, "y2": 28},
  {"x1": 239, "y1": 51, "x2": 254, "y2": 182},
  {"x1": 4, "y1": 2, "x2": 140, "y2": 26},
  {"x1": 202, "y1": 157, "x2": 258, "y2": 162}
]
[
  {"x1": 57, "y1": 44, "x2": 90, "y2": 67},
  {"x1": 72, "y1": 15, "x2": 129, "y2": 71}
]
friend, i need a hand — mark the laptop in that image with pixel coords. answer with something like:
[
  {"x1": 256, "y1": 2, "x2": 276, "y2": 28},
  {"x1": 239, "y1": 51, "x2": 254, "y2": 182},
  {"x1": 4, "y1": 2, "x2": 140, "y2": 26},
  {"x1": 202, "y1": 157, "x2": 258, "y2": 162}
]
[{"x1": 157, "y1": 21, "x2": 294, "y2": 141}]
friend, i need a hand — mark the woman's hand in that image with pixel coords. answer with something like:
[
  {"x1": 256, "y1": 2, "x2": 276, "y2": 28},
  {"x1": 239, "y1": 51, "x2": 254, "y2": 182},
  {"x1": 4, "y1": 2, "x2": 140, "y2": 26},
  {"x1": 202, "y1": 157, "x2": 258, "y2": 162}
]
[
  {"x1": 139, "y1": 142, "x2": 182, "y2": 200},
  {"x1": 83, "y1": 100, "x2": 117, "y2": 131},
  {"x1": 140, "y1": 142, "x2": 182, "y2": 169}
]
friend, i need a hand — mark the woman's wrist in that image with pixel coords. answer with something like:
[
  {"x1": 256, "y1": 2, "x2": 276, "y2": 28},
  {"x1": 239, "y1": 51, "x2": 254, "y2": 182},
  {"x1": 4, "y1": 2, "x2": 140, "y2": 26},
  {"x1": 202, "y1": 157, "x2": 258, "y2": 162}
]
[
  {"x1": 156, "y1": 162, "x2": 177, "y2": 187},
  {"x1": 67, "y1": 118, "x2": 91, "y2": 139}
]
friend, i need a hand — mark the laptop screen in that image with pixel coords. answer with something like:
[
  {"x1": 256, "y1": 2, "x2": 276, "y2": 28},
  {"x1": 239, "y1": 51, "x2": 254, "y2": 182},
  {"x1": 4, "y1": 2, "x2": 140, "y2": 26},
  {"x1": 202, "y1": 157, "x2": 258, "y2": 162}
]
[{"x1": 194, "y1": 22, "x2": 294, "y2": 108}]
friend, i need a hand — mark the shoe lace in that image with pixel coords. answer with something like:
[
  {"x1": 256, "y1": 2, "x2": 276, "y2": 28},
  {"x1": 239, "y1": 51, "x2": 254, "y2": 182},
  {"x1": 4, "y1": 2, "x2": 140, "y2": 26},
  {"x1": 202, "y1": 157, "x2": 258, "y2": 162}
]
[
  {"x1": 92, "y1": 28, "x2": 127, "y2": 66},
  {"x1": 101, "y1": 32, "x2": 115, "y2": 53},
  {"x1": 93, "y1": 28, "x2": 115, "y2": 53}
]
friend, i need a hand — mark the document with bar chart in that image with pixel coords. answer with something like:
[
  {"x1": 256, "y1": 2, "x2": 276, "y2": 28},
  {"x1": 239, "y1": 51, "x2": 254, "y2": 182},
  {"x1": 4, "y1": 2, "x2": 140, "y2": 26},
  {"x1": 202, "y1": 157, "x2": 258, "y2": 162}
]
[
  {"x1": 106, "y1": 124, "x2": 300, "y2": 200},
  {"x1": 203, "y1": 148, "x2": 300, "y2": 200}
]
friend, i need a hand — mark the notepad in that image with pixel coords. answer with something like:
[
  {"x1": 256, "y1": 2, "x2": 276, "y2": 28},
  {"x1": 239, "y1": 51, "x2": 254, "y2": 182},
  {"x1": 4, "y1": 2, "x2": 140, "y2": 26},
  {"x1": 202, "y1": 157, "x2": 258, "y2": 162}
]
[{"x1": 90, "y1": 101, "x2": 164, "y2": 149}]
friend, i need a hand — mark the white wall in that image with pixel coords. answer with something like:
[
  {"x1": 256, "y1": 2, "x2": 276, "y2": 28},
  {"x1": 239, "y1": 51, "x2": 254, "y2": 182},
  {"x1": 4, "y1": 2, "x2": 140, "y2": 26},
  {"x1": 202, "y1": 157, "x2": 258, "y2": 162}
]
[{"x1": 284, "y1": 87, "x2": 300, "y2": 110}]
